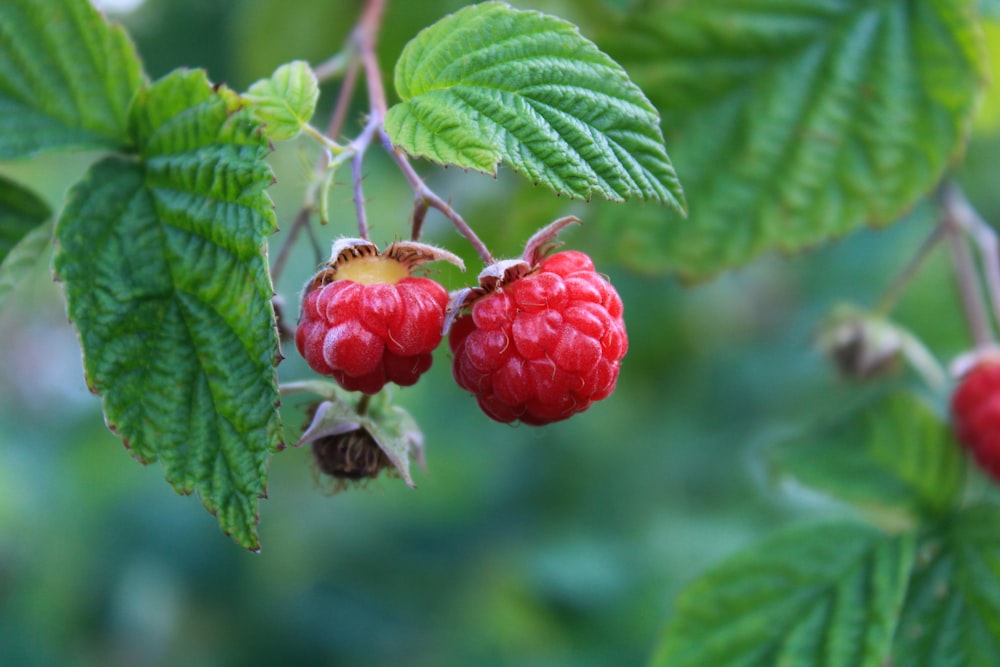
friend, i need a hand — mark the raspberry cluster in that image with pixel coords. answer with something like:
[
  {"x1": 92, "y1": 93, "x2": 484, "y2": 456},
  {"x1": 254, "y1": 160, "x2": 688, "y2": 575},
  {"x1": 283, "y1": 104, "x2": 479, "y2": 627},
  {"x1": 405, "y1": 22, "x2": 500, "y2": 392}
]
[
  {"x1": 295, "y1": 220, "x2": 628, "y2": 427},
  {"x1": 449, "y1": 250, "x2": 628, "y2": 425},
  {"x1": 952, "y1": 358, "x2": 1000, "y2": 480}
]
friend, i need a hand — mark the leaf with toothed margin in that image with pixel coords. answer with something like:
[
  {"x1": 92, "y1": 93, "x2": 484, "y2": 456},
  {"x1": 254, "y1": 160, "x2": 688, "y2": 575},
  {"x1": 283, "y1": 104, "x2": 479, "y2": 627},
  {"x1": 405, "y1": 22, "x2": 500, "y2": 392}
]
[
  {"x1": 653, "y1": 522, "x2": 915, "y2": 667},
  {"x1": 0, "y1": 0, "x2": 144, "y2": 158},
  {"x1": 598, "y1": 0, "x2": 986, "y2": 280},
  {"x1": 245, "y1": 60, "x2": 319, "y2": 141},
  {"x1": 0, "y1": 175, "x2": 51, "y2": 307},
  {"x1": 385, "y1": 1, "x2": 686, "y2": 210},
  {"x1": 53, "y1": 69, "x2": 282, "y2": 551}
]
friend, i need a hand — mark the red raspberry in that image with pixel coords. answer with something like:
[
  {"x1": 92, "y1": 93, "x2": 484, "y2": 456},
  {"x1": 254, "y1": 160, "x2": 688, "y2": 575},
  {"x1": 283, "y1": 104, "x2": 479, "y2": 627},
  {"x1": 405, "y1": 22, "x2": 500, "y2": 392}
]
[
  {"x1": 296, "y1": 240, "x2": 461, "y2": 394},
  {"x1": 952, "y1": 359, "x2": 1000, "y2": 481},
  {"x1": 449, "y1": 250, "x2": 628, "y2": 425}
]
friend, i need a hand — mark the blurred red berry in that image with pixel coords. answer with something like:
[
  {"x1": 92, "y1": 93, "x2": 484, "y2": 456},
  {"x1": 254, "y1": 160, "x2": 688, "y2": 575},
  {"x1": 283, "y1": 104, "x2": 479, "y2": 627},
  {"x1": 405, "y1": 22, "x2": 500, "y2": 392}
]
[{"x1": 952, "y1": 359, "x2": 1000, "y2": 481}]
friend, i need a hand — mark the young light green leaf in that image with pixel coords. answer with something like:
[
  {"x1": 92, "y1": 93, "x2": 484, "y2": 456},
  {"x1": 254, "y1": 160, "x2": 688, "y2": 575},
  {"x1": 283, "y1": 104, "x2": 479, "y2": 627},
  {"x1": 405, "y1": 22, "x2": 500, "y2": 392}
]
[
  {"x1": 894, "y1": 505, "x2": 1000, "y2": 666},
  {"x1": 769, "y1": 392, "x2": 964, "y2": 524},
  {"x1": 385, "y1": 1, "x2": 685, "y2": 209},
  {"x1": 0, "y1": 176, "x2": 51, "y2": 306},
  {"x1": 54, "y1": 69, "x2": 282, "y2": 551},
  {"x1": 245, "y1": 60, "x2": 319, "y2": 141},
  {"x1": 0, "y1": 0, "x2": 145, "y2": 158},
  {"x1": 600, "y1": 0, "x2": 985, "y2": 279},
  {"x1": 654, "y1": 523, "x2": 915, "y2": 667}
]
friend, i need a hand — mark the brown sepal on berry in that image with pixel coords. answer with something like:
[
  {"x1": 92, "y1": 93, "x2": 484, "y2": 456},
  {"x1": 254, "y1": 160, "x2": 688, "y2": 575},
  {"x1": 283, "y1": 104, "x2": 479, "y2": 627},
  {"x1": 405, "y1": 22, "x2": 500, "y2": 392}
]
[
  {"x1": 447, "y1": 217, "x2": 628, "y2": 426},
  {"x1": 296, "y1": 239, "x2": 463, "y2": 394}
]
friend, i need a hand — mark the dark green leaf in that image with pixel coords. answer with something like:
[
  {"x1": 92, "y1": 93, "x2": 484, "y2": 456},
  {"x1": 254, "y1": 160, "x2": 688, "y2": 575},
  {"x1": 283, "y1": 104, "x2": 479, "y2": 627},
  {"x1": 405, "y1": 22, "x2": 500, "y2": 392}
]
[
  {"x1": 894, "y1": 505, "x2": 1000, "y2": 666},
  {"x1": 654, "y1": 523, "x2": 915, "y2": 667},
  {"x1": 0, "y1": 175, "x2": 51, "y2": 306},
  {"x1": 769, "y1": 392, "x2": 964, "y2": 523},
  {"x1": 53, "y1": 70, "x2": 281, "y2": 550},
  {"x1": 385, "y1": 1, "x2": 685, "y2": 209},
  {"x1": 0, "y1": 0, "x2": 145, "y2": 157},
  {"x1": 601, "y1": 0, "x2": 985, "y2": 279}
]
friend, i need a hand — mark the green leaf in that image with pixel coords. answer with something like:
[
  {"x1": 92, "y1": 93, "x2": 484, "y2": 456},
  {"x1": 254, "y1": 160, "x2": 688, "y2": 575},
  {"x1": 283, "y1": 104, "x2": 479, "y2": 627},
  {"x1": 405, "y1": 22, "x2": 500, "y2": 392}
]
[
  {"x1": 769, "y1": 392, "x2": 965, "y2": 524},
  {"x1": 973, "y1": 19, "x2": 1000, "y2": 134},
  {"x1": 385, "y1": 1, "x2": 685, "y2": 209},
  {"x1": 601, "y1": 0, "x2": 985, "y2": 279},
  {"x1": 894, "y1": 505, "x2": 1000, "y2": 666},
  {"x1": 0, "y1": 176, "x2": 51, "y2": 306},
  {"x1": 245, "y1": 60, "x2": 319, "y2": 141},
  {"x1": 653, "y1": 523, "x2": 915, "y2": 667},
  {"x1": 0, "y1": 0, "x2": 145, "y2": 158},
  {"x1": 982, "y1": 0, "x2": 1000, "y2": 19},
  {"x1": 53, "y1": 69, "x2": 282, "y2": 550}
]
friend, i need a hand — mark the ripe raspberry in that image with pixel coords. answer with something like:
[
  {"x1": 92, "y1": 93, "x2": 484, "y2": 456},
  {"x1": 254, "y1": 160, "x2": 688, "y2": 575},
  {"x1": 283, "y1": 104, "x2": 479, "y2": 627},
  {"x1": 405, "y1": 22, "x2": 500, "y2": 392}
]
[
  {"x1": 449, "y1": 247, "x2": 628, "y2": 426},
  {"x1": 296, "y1": 239, "x2": 462, "y2": 394},
  {"x1": 952, "y1": 358, "x2": 1000, "y2": 481}
]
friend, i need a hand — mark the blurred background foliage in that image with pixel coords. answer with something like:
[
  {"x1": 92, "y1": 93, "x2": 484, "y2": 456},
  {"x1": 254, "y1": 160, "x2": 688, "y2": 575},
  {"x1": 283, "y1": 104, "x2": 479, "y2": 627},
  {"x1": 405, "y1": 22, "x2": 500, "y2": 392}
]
[{"x1": 0, "y1": 1, "x2": 997, "y2": 665}]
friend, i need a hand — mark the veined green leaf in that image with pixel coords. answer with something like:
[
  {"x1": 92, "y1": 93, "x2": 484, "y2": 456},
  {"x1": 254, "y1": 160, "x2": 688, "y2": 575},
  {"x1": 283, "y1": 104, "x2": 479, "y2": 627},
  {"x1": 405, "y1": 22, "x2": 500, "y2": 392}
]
[
  {"x1": 245, "y1": 60, "x2": 319, "y2": 141},
  {"x1": 769, "y1": 392, "x2": 964, "y2": 524},
  {"x1": 894, "y1": 505, "x2": 1000, "y2": 666},
  {"x1": 653, "y1": 523, "x2": 915, "y2": 667},
  {"x1": 0, "y1": 0, "x2": 144, "y2": 157},
  {"x1": 0, "y1": 175, "x2": 51, "y2": 306},
  {"x1": 601, "y1": 0, "x2": 985, "y2": 279},
  {"x1": 385, "y1": 1, "x2": 685, "y2": 209},
  {"x1": 54, "y1": 69, "x2": 282, "y2": 550}
]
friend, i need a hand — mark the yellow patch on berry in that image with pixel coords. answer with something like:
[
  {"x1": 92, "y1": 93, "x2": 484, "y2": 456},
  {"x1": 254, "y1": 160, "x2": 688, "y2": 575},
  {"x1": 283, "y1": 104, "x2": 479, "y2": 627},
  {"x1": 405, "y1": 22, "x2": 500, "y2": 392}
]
[{"x1": 336, "y1": 255, "x2": 410, "y2": 285}]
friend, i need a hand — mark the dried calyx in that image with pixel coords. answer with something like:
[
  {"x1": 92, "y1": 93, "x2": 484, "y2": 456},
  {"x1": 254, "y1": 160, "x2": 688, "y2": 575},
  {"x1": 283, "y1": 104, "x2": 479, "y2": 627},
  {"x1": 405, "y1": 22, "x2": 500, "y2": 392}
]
[
  {"x1": 305, "y1": 238, "x2": 465, "y2": 293},
  {"x1": 444, "y1": 216, "x2": 580, "y2": 332}
]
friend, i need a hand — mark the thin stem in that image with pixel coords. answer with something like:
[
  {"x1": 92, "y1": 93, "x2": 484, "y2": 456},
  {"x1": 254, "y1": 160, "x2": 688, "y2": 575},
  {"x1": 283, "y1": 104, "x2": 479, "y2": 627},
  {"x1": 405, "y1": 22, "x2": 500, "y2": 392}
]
[
  {"x1": 941, "y1": 182, "x2": 1000, "y2": 332},
  {"x1": 350, "y1": 117, "x2": 379, "y2": 239},
  {"x1": 380, "y1": 129, "x2": 494, "y2": 263},
  {"x1": 947, "y1": 225, "x2": 994, "y2": 348},
  {"x1": 874, "y1": 222, "x2": 948, "y2": 315},
  {"x1": 327, "y1": 58, "x2": 360, "y2": 141},
  {"x1": 271, "y1": 207, "x2": 312, "y2": 285},
  {"x1": 937, "y1": 182, "x2": 1000, "y2": 348},
  {"x1": 352, "y1": 0, "x2": 494, "y2": 264},
  {"x1": 313, "y1": 51, "x2": 350, "y2": 83}
]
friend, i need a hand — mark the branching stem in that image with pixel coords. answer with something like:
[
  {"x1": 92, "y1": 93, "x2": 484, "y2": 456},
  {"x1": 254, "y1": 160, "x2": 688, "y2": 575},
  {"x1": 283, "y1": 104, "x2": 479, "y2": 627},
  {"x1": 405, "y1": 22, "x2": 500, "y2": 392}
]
[{"x1": 940, "y1": 182, "x2": 996, "y2": 348}]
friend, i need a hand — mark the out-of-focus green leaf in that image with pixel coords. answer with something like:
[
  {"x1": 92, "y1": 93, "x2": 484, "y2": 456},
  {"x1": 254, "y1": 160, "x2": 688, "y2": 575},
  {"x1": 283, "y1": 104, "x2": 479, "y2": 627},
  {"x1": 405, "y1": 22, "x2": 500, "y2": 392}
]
[
  {"x1": 973, "y1": 19, "x2": 1000, "y2": 134},
  {"x1": 769, "y1": 392, "x2": 964, "y2": 524},
  {"x1": 53, "y1": 69, "x2": 281, "y2": 550},
  {"x1": 0, "y1": 0, "x2": 144, "y2": 157},
  {"x1": 601, "y1": 0, "x2": 985, "y2": 279},
  {"x1": 0, "y1": 176, "x2": 51, "y2": 306},
  {"x1": 245, "y1": 60, "x2": 319, "y2": 141},
  {"x1": 982, "y1": 0, "x2": 1000, "y2": 19},
  {"x1": 653, "y1": 522, "x2": 914, "y2": 667},
  {"x1": 386, "y1": 2, "x2": 685, "y2": 209},
  {"x1": 894, "y1": 505, "x2": 1000, "y2": 666}
]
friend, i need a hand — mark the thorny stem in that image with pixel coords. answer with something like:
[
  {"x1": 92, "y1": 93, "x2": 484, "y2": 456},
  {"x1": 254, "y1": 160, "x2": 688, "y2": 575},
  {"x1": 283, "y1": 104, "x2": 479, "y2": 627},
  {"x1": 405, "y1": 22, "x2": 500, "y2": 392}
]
[{"x1": 940, "y1": 182, "x2": 996, "y2": 348}]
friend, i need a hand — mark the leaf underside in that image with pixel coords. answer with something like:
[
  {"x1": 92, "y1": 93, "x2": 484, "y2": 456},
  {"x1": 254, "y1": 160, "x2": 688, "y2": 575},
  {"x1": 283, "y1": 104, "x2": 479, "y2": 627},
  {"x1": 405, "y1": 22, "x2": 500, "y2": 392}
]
[
  {"x1": 54, "y1": 70, "x2": 282, "y2": 550},
  {"x1": 600, "y1": 0, "x2": 985, "y2": 279},
  {"x1": 769, "y1": 392, "x2": 964, "y2": 523},
  {"x1": 0, "y1": 0, "x2": 144, "y2": 157},
  {"x1": 654, "y1": 522, "x2": 914, "y2": 667},
  {"x1": 385, "y1": 1, "x2": 685, "y2": 210}
]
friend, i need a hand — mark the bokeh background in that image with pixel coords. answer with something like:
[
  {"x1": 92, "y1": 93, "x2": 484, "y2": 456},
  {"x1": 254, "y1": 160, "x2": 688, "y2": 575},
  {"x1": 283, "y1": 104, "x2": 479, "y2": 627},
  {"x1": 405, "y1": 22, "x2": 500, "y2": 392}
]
[{"x1": 1, "y1": 1, "x2": 998, "y2": 665}]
